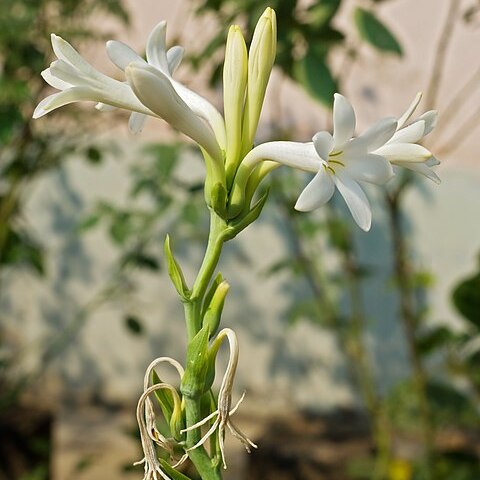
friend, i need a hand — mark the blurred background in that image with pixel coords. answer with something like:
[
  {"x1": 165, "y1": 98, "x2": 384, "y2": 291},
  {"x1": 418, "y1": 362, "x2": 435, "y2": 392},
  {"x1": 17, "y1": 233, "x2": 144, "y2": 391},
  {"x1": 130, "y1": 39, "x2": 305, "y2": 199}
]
[{"x1": 1, "y1": 0, "x2": 479, "y2": 479}]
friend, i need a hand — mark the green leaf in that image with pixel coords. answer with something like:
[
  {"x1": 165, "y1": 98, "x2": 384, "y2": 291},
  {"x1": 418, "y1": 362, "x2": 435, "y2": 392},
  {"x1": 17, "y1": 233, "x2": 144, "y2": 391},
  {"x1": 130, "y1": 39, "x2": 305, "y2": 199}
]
[
  {"x1": 158, "y1": 460, "x2": 192, "y2": 480},
  {"x1": 416, "y1": 326, "x2": 456, "y2": 356},
  {"x1": 452, "y1": 269, "x2": 480, "y2": 329},
  {"x1": 293, "y1": 46, "x2": 337, "y2": 108},
  {"x1": 124, "y1": 315, "x2": 144, "y2": 336},
  {"x1": 353, "y1": 7, "x2": 403, "y2": 56},
  {"x1": 151, "y1": 370, "x2": 174, "y2": 425},
  {"x1": 307, "y1": 0, "x2": 341, "y2": 29},
  {"x1": 164, "y1": 235, "x2": 190, "y2": 300},
  {"x1": 85, "y1": 146, "x2": 102, "y2": 164}
]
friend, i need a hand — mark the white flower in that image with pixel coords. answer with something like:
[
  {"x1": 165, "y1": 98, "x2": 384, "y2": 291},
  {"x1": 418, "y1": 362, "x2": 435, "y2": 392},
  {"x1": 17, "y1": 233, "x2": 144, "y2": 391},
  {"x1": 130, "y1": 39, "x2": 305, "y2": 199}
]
[
  {"x1": 33, "y1": 34, "x2": 151, "y2": 119},
  {"x1": 237, "y1": 94, "x2": 396, "y2": 231},
  {"x1": 374, "y1": 92, "x2": 440, "y2": 183},
  {"x1": 34, "y1": 24, "x2": 226, "y2": 160},
  {"x1": 104, "y1": 21, "x2": 226, "y2": 146},
  {"x1": 181, "y1": 328, "x2": 256, "y2": 469}
]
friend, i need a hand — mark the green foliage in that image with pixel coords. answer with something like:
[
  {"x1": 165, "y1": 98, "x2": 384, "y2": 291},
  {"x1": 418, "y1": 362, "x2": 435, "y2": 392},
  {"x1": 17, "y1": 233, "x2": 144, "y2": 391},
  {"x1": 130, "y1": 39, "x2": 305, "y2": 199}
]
[
  {"x1": 124, "y1": 315, "x2": 144, "y2": 336},
  {"x1": 353, "y1": 7, "x2": 403, "y2": 56},
  {"x1": 452, "y1": 260, "x2": 480, "y2": 329},
  {"x1": 165, "y1": 235, "x2": 191, "y2": 301},
  {"x1": 193, "y1": 0, "x2": 347, "y2": 108},
  {"x1": 293, "y1": 45, "x2": 338, "y2": 108}
]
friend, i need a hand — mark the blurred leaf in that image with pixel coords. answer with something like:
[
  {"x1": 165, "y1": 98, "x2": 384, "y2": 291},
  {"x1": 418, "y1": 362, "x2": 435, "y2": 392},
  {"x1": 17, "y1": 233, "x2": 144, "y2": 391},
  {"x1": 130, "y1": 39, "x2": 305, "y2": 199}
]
[
  {"x1": 122, "y1": 251, "x2": 160, "y2": 271},
  {"x1": 306, "y1": 0, "x2": 341, "y2": 29},
  {"x1": 293, "y1": 45, "x2": 337, "y2": 108},
  {"x1": 452, "y1": 266, "x2": 480, "y2": 329},
  {"x1": 85, "y1": 146, "x2": 102, "y2": 164},
  {"x1": 416, "y1": 325, "x2": 457, "y2": 356},
  {"x1": 353, "y1": 7, "x2": 403, "y2": 56},
  {"x1": 124, "y1": 315, "x2": 144, "y2": 336},
  {"x1": 77, "y1": 213, "x2": 102, "y2": 232},
  {"x1": 1, "y1": 228, "x2": 45, "y2": 275}
]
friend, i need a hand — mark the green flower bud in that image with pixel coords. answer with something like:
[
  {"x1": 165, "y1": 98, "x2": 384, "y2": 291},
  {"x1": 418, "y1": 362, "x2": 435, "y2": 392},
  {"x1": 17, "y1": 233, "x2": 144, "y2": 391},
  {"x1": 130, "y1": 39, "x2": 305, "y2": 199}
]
[
  {"x1": 202, "y1": 280, "x2": 230, "y2": 338},
  {"x1": 241, "y1": 7, "x2": 277, "y2": 156},
  {"x1": 224, "y1": 25, "x2": 248, "y2": 188}
]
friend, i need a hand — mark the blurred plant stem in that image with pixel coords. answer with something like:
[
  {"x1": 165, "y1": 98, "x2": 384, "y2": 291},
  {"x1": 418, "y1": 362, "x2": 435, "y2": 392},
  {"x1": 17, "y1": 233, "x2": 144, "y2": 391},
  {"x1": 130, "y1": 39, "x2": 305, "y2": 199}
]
[
  {"x1": 328, "y1": 204, "x2": 392, "y2": 480},
  {"x1": 386, "y1": 186, "x2": 434, "y2": 479}
]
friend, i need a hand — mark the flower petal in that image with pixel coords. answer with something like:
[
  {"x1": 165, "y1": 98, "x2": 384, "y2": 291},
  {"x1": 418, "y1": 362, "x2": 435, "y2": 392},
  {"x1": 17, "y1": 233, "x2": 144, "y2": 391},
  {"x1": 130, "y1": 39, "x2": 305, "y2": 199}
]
[
  {"x1": 312, "y1": 131, "x2": 334, "y2": 160},
  {"x1": 41, "y1": 67, "x2": 70, "y2": 90},
  {"x1": 417, "y1": 110, "x2": 437, "y2": 135},
  {"x1": 389, "y1": 120, "x2": 425, "y2": 144},
  {"x1": 106, "y1": 40, "x2": 144, "y2": 70},
  {"x1": 344, "y1": 154, "x2": 394, "y2": 184},
  {"x1": 146, "y1": 21, "x2": 170, "y2": 73},
  {"x1": 426, "y1": 156, "x2": 440, "y2": 167},
  {"x1": 401, "y1": 162, "x2": 441, "y2": 184},
  {"x1": 49, "y1": 60, "x2": 91, "y2": 87},
  {"x1": 33, "y1": 87, "x2": 101, "y2": 118},
  {"x1": 50, "y1": 34, "x2": 104, "y2": 82},
  {"x1": 171, "y1": 79, "x2": 226, "y2": 149},
  {"x1": 243, "y1": 141, "x2": 319, "y2": 172},
  {"x1": 374, "y1": 143, "x2": 432, "y2": 163},
  {"x1": 126, "y1": 63, "x2": 221, "y2": 161},
  {"x1": 334, "y1": 171, "x2": 372, "y2": 231},
  {"x1": 333, "y1": 93, "x2": 356, "y2": 148},
  {"x1": 95, "y1": 102, "x2": 117, "y2": 112},
  {"x1": 356, "y1": 117, "x2": 397, "y2": 152},
  {"x1": 129, "y1": 112, "x2": 147, "y2": 134},
  {"x1": 294, "y1": 168, "x2": 335, "y2": 211},
  {"x1": 167, "y1": 46, "x2": 184, "y2": 75},
  {"x1": 397, "y1": 92, "x2": 422, "y2": 129}
]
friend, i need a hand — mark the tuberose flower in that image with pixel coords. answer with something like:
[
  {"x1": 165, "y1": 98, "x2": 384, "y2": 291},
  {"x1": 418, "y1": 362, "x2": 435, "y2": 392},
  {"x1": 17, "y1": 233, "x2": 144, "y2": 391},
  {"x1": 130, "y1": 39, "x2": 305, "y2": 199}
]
[
  {"x1": 33, "y1": 34, "x2": 151, "y2": 119},
  {"x1": 374, "y1": 92, "x2": 440, "y2": 183},
  {"x1": 105, "y1": 21, "x2": 226, "y2": 146},
  {"x1": 235, "y1": 94, "x2": 396, "y2": 231}
]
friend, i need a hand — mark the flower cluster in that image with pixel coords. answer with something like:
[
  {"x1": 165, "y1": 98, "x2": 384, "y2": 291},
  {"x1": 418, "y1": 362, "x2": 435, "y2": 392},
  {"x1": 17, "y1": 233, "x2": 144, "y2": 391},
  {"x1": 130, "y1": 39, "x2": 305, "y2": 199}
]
[{"x1": 34, "y1": 8, "x2": 439, "y2": 232}]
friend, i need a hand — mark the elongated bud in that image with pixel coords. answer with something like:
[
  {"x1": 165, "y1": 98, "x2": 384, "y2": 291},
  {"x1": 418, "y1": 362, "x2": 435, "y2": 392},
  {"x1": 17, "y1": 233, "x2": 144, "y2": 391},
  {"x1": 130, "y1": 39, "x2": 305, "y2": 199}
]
[
  {"x1": 224, "y1": 25, "x2": 248, "y2": 188},
  {"x1": 203, "y1": 280, "x2": 230, "y2": 338},
  {"x1": 241, "y1": 8, "x2": 277, "y2": 156},
  {"x1": 168, "y1": 392, "x2": 185, "y2": 441},
  {"x1": 164, "y1": 235, "x2": 190, "y2": 300}
]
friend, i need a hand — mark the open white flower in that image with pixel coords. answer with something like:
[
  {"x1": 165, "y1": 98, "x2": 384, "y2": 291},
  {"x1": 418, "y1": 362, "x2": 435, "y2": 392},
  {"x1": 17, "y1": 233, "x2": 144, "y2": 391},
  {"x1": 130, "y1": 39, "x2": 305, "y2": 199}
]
[
  {"x1": 374, "y1": 92, "x2": 440, "y2": 183},
  {"x1": 236, "y1": 94, "x2": 396, "y2": 231},
  {"x1": 104, "y1": 21, "x2": 226, "y2": 146},
  {"x1": 33, "y1": 34, "x2": 152, "y2": 119},
  {"x1": 181, "y1": 328, "x2": 256, "y2": 469}
]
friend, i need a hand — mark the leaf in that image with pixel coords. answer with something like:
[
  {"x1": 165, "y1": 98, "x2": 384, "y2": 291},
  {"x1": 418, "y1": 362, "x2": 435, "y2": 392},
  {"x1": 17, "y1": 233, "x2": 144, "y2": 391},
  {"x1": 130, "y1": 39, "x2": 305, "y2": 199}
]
[
  {"x1": 452, "y1": 268, "x2": 480, "y2": 330},
  {"x1": 416, "y1": 326, "x2": 456, "y2": 356},
  {"x1": 124, "y1": 315, "x2": 144, "y2": 336},
  {"x1": 164, "y1": 235, "x2": 190, "y2": 300},
  {"x1": 85, "y1": 146, "x2": 102, "y2": 164},
  {"x1": 353, "y1": 7, "x2": 403, "y2": 56},
  {"x1": 293, "y1": 46, "x2": 337, "y2": 108},
  {"x1": 158, "y1": 460, "x2": 192, "y2": 480},
  {"x1": 76, "y1": 213, "x2": 102, "y2": 232},
  {"x1": 307, "y1": 0, "x2": 341, "y2": 29}
]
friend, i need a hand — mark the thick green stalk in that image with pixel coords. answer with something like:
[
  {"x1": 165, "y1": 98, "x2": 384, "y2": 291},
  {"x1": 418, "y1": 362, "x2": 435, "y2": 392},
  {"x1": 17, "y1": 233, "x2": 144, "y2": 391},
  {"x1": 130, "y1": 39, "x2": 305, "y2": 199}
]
[
  {"x1": 182, "y1": 211, "x2": 228, "y2": 479},
  {"x1": 184, "y1": 397, "x2": 222, "y2": 480}
]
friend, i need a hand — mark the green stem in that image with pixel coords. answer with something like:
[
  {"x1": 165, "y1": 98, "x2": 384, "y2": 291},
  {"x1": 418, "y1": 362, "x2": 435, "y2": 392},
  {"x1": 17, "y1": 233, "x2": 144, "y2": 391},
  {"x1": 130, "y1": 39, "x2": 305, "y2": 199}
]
[
  {"x1": 184, "y1": 397, "x2": 222, "y2": 480},
  {"x1": 182, "y1": 210, "x2": 228, "y2": 479}
]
